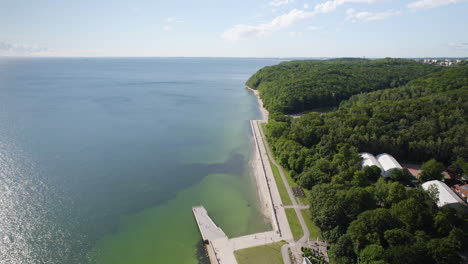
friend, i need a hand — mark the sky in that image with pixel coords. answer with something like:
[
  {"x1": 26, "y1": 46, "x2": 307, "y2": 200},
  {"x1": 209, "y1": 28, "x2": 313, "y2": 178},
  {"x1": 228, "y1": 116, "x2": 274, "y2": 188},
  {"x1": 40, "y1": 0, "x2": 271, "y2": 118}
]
[{"x1": 0, "y1": 0, "x2": 467, "y2": 57}]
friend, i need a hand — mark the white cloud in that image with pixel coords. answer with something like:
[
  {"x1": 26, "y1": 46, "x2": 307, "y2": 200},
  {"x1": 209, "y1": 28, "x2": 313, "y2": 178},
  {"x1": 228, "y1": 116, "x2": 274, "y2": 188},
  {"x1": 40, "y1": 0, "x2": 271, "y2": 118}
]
[
  {"x1": 307, "y1": 25, "x2": 323, "y2": 30},
  {"x1": 447, "y1": 42, "x2": 468, "y2": 50},
  {"x1": 269, "y1": 0, "x2": 295, "y2": 7},
  {"x1": 222, "y1": 0, "x2": 386, "y2": 41},
  {"x1": 407, "y1": 0, "x2": 468, "y2": 9},
  {"x1": 289, "y1": 31, "x2": 304, "y2": 37},
  {"x1": 165, "y1": 17, "x2": 183, "y2": 23},
  {"x1": 0, "y1": 41, "x2": 54, "y2": 56},
  {"x1": 346, "y1": 8, "x2": 402, "y2": 22},
  {"x1": 314, "y1": 0, "x2": 381, "y2": 14},
  {"x1": 162, "y1": 25, "x2": 173, "y2": 31},
  {"x1": 222, "y1": 9, "x2": 316, "y2": 41}
]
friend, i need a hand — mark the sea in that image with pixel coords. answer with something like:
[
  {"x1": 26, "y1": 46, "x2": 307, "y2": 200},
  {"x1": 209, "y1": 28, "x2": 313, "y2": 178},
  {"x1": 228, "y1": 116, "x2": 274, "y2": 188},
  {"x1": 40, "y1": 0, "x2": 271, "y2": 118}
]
[{"x1": 0, "y1": 57, "x2": 281, "y2": 264}]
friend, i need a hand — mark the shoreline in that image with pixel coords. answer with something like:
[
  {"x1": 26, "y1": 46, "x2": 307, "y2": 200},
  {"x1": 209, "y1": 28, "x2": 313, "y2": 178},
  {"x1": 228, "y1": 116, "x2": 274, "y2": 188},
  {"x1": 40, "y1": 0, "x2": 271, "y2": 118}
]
[
  {"x1": 246, "y1": 86, "x2": 269, "y2": 121},
  {"x1": 249, "y1": 136, "x2": 273, "y2": 224},
  {"x1": 191, "y1": 86, "x2": 293, "y2": 264},
  {"x1": 246, "y1": 85, "x2": 273, "y2": 226}
]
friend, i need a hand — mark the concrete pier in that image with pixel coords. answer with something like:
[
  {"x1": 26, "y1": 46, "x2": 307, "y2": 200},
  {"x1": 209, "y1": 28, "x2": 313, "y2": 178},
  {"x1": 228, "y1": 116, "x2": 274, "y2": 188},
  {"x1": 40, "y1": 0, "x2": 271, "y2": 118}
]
[{"x1": 192, "y1": 206, "x2": 227, "y2": 241}]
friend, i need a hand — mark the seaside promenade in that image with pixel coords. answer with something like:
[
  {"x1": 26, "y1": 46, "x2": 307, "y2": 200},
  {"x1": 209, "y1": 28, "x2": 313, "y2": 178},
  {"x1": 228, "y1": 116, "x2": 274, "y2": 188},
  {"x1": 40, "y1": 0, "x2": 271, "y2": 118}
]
[
  {"x1": 192, "y1": 118, "x2": 293, "y2": 264},
  {"x1": 192, "y1": 86, "x2": 314, "y2": 264}
]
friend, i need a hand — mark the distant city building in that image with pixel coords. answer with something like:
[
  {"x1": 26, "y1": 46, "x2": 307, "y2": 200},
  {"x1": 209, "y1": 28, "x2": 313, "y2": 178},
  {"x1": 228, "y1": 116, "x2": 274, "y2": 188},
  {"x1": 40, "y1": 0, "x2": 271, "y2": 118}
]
[
  {"x1": 452, "y1": 184, "x2": 468, "y2": 202},
  {"x1": 359, "y1": 152, "x2": 402, "y2": 178},
  {"x1": 422, "y1": 180, "x2": 466, "y2": 208},
  {"x1": 419, "y1": 58, "x2": 463, "y2": 67}
]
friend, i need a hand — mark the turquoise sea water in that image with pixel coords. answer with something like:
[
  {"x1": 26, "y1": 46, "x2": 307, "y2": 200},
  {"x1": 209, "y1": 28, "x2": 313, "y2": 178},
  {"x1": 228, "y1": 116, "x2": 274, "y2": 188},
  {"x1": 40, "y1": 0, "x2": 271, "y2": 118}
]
[{"x1": 0, "y1": 58, "x2": 280, "y2": 263}]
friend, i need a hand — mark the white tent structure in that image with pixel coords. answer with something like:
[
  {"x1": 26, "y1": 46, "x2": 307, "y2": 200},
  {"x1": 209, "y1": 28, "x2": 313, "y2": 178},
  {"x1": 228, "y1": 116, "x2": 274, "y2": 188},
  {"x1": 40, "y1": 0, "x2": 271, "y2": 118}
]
[
  {"x1": 376, "y1": 153, "x2": 403, "y2": 178},
  {"x1": 422, "y1": 180, "x2": 466, "y2": 208},
  {"x1": 360, "y1": 152, "x2": 383, "y2": 171},
  {"x1": 360, "y1": 152, "x2": 402, "y2": 178}
]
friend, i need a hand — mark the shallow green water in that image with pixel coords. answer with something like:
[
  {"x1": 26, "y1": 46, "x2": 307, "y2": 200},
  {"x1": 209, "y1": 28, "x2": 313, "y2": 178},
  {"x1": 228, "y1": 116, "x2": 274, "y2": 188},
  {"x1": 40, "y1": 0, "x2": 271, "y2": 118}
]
[{"x1": 92, "y1": 172, "x2": 269, "y2": 264}]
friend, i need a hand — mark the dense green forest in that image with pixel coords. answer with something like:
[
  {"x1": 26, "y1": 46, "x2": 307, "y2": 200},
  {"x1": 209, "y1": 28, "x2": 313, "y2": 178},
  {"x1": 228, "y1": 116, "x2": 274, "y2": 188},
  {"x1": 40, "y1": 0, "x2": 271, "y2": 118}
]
[
  {"x1": 252, "y1": 60, "x2": 468, "y2": 264},
  {"x1": 246, "y1": 58, "x2": 439, "y2": 114}
]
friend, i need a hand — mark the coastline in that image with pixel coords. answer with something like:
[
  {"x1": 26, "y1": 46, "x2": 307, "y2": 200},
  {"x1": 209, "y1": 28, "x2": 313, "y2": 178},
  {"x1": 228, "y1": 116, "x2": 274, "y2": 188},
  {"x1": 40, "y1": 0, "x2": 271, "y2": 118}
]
[
  {"x1": 246, "y1": 86, "x2": 269, "y2": 121},
  {"x1": 246, "y1": 85, "x2": 272, "y2": 223},
  {"x1": 191, "y1": 85, "x2": 293, "y2": 264}
]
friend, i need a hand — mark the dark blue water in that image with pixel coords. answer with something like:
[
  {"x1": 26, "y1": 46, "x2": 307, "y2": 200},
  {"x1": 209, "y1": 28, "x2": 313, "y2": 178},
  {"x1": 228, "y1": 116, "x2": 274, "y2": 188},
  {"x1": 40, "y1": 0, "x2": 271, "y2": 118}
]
[{"x1": 0, "y1": 58, "x2": 280, "y2": 264}]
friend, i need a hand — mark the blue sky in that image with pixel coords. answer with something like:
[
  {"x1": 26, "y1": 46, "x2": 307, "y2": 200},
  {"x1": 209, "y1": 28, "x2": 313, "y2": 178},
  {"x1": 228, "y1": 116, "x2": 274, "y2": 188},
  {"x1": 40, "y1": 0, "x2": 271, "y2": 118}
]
[{"x1": 0, "y1": 0, "x2": 467, "y2": 57}]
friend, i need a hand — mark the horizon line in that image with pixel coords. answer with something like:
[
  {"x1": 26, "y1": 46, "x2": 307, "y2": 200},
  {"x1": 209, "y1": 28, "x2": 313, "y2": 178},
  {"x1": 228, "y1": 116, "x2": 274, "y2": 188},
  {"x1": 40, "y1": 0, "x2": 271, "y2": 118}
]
[{"x1": 1, "y1": 56, "x2": 467, "y2": 59}]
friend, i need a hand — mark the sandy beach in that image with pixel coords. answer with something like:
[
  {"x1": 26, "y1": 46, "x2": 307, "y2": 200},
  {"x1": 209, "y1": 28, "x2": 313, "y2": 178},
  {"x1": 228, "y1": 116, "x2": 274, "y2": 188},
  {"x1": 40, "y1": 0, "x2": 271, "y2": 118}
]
[
  {"x1": 246, "y1": 86, "x2": 269, "y2": 121},
  {"x1": 246, "y1": 85, "x2": 272, "y2": 223}
]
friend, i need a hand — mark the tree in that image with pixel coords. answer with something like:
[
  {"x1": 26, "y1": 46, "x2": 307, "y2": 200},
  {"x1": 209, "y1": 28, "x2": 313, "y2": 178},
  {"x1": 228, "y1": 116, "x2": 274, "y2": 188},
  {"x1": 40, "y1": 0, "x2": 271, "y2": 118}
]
[
  {"x1": 385, "y1": 182, "x2": 407, "y2": 206},
  {"x1": 447, "y1": 157, "x2": 467, "y2": 181},
  {"x1": 359, "y1": 244, "x2": 384, "y2": 264},
  {"x1": 426, "y1": 183, "x2": 440, "y2": 206},
  {"x1": 330, "y1": 234, "x2": 357, "y2": 264},
  {"x1": 420, "y1": 159, "x2": 444, "y2": 182},
  {"x1": 352, "y1": 171, "x2": 369, "y2": 187},
  {"x1": 384, "y1": 228, "x2": 414, "y2": 247},
  {"x1": 347, "y1": 208, "x2": 399, "y2": 252},
  {"x1": 433, "y1": 206, "x2": 463, "y2": 236},
  {"x1": 297, "y1": 166, "x2": 330, "y2": 189},
  {"x1": 427, "y1": 237, "x2": 461, "y2": 264},
  {"x1": 389, "y1": 169, "x2": 404, "y2": 181},
  {"x1": 364, "y1": 165, "x2": 382, "y2": 182},
  {"x1": 390, "y1": 198, "x2": 432, "y2": 232},
  {"x1": 374, "y1": 178, "x2": 390, "y2": 206}
]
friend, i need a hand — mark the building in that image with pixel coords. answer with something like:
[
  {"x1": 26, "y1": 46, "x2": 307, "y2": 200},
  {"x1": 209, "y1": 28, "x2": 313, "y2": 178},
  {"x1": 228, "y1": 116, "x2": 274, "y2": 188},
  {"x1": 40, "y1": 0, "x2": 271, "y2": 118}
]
[
  {"x1": 360, "y1": 152, "x2": 383, "y2": 171},
  {"x1": 360, "y1": 152, "x2": 402, "y2": 178},
  {"x1": 376, "y1": 153, "x2": 403, "y2": 178},
  {"x1": 422, "y1": 180, "x2": 466, "y2": 208},
  {"x1": 452, "y1": 184, "x2": 468, "y2": 202}
]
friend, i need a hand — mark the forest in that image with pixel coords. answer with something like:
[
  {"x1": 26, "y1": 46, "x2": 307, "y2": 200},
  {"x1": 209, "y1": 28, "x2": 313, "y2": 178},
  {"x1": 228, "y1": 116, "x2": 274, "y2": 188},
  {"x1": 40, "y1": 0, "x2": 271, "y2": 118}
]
[
  {"x1": 250, "y1": 60, "x2": 468, "y2": 264},
  {"x1": 246, "y1": 58, "x2": 440, "y2": 114}
]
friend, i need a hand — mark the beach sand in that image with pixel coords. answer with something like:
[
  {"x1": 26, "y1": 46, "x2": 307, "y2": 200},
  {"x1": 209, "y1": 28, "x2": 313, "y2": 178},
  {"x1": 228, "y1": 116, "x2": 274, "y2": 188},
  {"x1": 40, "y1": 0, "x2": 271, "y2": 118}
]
[{"x1": 246, "y1": 86, "x2": 269, "y2": 121}]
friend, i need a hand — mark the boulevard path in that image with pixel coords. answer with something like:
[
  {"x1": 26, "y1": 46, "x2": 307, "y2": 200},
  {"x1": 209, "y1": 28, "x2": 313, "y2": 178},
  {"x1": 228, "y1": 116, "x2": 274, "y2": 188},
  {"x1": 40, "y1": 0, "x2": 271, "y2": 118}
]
[
  {"x1": 192, "y1": 118, "x2": 293, "y2": 264},
  {"x1": 256, "y1": 120, "x2": 310, "y2": 264},
  {"x1": 193, "y1": 87, "x2": 315, "y2": 264},
  {"x1": 247, "y1": 86, "x2": 312, "y2": 263}
]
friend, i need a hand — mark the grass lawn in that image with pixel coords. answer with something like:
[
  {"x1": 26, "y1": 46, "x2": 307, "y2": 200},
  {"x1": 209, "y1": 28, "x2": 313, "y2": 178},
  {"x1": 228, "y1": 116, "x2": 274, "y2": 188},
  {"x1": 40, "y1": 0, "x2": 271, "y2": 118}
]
[
  {"x1": 285, "y1": 208, "x2": 303, "y2": 241},
  {"x1": 301, "y1": 209, "x2": 322, "y2": 240},
  {"x1": 269, "y1": 161, "x2": 293, "y2": 206},
  {"x1": 260, "y1": 120, "x2": 292, "y2": 206},
  {"x1": 234, "y1": 241, "x2": 286, "y2": 264},
  {"x1": 283, "y1": 169, "x2": 311, "y2": 205}
]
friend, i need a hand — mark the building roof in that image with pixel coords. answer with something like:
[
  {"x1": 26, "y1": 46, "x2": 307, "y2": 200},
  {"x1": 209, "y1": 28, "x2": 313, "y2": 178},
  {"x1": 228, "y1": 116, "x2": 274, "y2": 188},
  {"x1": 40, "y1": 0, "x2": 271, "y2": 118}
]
[
  {"x1": 453, "y1": 184, "x2": 468, "y2": 195},
  {"x1": 422, "y1": 180, "x2": 465, "y2": 207},
  {"x1": 359, "y1": 152, "x2": 383, "y2": 170},
  {"x1": 376, "y1": 153, "x2": 403, "y2": 172}
]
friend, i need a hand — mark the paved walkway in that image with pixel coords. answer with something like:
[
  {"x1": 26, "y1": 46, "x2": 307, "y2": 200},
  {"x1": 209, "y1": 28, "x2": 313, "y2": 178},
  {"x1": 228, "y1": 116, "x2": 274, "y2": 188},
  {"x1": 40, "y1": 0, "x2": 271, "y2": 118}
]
[
  {"x1": 193, "y1": 87, "x2": 327, "y2": 264},
  {"x1": 283, "y1": 205, "x2": 310, "y2": 209},
  {"x1": 192, "y1": 119, "x2": 293, "y2": 264},
  {"x1": 256, "y1": 120, "x2": 311, "y2": 263}
]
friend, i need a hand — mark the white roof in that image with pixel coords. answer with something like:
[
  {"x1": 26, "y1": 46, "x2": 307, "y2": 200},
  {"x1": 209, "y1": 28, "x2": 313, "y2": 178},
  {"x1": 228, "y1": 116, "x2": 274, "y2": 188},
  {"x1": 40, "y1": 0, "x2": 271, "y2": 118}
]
[
  {"x1": 359, "y1": 152, "x2": 383, "y2": 170},
  {"x1": 376, "y1": 153, "x2": 402, "y2": 172},
  {"x1": 422, "y1": 180, "x2": 465, "y2": 207}
]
